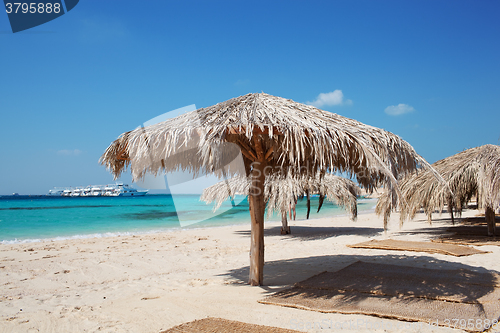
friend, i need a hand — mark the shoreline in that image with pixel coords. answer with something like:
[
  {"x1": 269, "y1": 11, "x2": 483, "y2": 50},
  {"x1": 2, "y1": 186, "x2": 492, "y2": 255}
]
[
  {"x1": 1, "y1": 208, "x2": 497, "y2": 332},
  {"x1": 0, "y1": 198, "x2": 378, "y2": 245}
]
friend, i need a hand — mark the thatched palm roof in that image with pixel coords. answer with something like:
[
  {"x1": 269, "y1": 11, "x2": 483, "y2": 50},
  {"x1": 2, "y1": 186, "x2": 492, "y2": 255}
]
[
  {"x1": 100, "y1": 92, "x2": 436, "y2": 285},
  {"x1": 200, "y1": 174, "x2": 361, "y2": 220},
  {"x1": 101, "y1": 93, "x2": 432, "y2": 190},
  {"x1": 376, "y1": 144, "x2": 500, "y2": 233}
]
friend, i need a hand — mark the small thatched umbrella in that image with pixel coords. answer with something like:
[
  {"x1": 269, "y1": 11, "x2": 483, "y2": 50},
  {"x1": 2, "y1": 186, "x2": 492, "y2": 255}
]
[
  {"x1": 377, "y1": 144, "x2": 500, "y2": 236},
  {"x1": 200, "y1": 174, "x2": 361, "y2": 234},
  {"x1": 100, "y1": 92, "x2": 433, "y2": 285}
]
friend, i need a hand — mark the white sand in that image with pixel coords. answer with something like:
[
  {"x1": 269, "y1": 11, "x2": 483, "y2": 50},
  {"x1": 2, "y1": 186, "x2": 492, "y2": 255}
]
[{"x1": 1, "y1": 208, "x2": 499, "y2": 333}]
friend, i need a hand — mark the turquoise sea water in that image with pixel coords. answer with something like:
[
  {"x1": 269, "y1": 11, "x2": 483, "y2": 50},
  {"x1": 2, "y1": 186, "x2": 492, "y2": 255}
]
[{"x1": 0, "y1": 194, "x2": 376, "y2": 243}]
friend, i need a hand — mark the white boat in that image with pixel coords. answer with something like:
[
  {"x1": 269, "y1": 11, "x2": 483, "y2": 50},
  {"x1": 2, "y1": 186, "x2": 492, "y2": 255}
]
[
  {"x1": 104, "y1": 185, "x2": 116, "y2": 196},
  {"x1": 71, "y1": 189, "x2": 82, "y2": 197},
  {"x1": 105, "y1": 184, "x2": 148, "y2": 197},
  {"x1": 48, "y1": 184, "x2": 147, "y2": 197},
  {"x1": 91, "y1": 187, "x2": 103, "y2": 196},
  {"x1": 48, "y1": 188, "x2": 65, "y2": 196},
  {"x1": 81, "y1": 187, "x2": 93, "y2": 197}
]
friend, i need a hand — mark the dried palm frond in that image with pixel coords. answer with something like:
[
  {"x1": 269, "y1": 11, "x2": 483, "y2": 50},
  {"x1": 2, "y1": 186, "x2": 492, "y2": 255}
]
[
  {"x1": 101, "y1": 92, "x2": 438, "y2": 286},
  {"x1": 200, "y1": 174, "x2": 361, "y2": 220},
  {"x1": 101, "y1": 93, "x2": 434, "y2": 194},
  {"x1": 377, "y1": 144, "x2": 500, "y2": 227}
]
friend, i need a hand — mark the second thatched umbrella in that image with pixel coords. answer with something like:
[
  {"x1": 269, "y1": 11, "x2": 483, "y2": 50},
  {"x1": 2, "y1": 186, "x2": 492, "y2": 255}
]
[
  {"x1": 376, "y1": 144, "x2": 500, "y2": 235},
  {"x1": 101, "y1": 92, "x2": 434, "y2": 286},
  {"x1": 201, "y1": 174, "x2": 361, "y2": 234}
]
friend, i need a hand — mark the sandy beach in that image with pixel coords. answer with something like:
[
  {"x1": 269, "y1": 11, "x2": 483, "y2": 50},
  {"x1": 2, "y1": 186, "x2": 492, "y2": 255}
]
[
  {"x1": 3, "y1": 1, "x2": 499, "y2": 332},
  {"x1": 1, "y1": 207, "x2": 499, "y2": 333}
]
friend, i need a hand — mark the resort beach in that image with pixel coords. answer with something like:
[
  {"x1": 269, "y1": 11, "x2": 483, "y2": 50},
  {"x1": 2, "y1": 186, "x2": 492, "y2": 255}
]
[
  {"x1": 1, "y1": 207, "x2": 498, "y2": 332},
  {"x1": 3, "y1": 1, "x2": 500, "y2": 332}
]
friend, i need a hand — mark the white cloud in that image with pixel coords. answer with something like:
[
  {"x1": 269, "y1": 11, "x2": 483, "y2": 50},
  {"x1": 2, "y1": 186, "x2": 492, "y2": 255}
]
[
  {"x1": 57, "y1": 149, "x2": 82, "y2": 156},
  {"x1": 307, "y1": 90, "x2": 352, "y2": 108},
  {"x1": 384, "y1": 103, "x2": 415, "y2": 116}
]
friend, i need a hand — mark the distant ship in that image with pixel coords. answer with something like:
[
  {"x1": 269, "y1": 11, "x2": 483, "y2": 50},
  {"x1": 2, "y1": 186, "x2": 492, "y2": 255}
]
[{"x1": 48, "y1": 183, "x2": 148, "y2": 197}]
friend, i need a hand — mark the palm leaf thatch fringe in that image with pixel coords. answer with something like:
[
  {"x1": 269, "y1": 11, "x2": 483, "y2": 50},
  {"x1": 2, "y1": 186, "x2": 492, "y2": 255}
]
[
  {"x1": 100, "y1": 92, "x2": 438, "y2": 285},
  {"x1": 200, "y1": 174, "x2": 361, "y2": 220},
  {"x1": 100, "y1": 93, "x2": 435, "y2": 193},
  {"x1": 376, "y1": 144, "x2": 500, "y2": 234}
]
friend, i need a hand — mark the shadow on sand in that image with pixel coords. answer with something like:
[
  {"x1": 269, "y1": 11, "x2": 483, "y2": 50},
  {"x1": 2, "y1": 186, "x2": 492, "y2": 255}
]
[
  {"x1": 235, "y1": 225, "x2": 384, "y2": 241},
  {"x1": 220, "y1": 254, "x2": 499, "y2": 291}
]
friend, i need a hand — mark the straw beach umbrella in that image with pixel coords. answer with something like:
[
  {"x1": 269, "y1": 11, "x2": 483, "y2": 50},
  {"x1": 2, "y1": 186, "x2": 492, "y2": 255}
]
[
  {"x1": 376, "y1": 144, "x2": 500, "y2": 236},
  {"x1": 100, "y1": 92, "x2": 433, "y2": 286},
  {"x1": 294, "y1": 173, "x2": 362, "y2": 222},
  {"x1": 200, "y1": 174, "x2": 361, "y2": 234}
]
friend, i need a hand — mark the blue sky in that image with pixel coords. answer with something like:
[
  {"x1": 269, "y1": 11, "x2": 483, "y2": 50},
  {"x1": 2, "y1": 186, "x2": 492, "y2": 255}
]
[{"x1": 1, "y1": 0, "x2": 499, "y2": 195}]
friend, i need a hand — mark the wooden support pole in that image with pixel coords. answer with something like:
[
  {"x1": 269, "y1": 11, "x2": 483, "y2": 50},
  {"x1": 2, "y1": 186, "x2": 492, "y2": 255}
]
[
  {"x1": 248, "y1": 135, "x2": 266, "y2": 286},
  {"x1": 486, "y1": 206, "x2": 496, "y2": 237},
  {"x1": 281, "y1": 211, "x2": 290, "y2": 235},
  {"x1": 306, "y1": 189, "x2": 311, "y2": 219},
  {"x1": 447, "y1": 197, "x2": 455, "y2": 225}
]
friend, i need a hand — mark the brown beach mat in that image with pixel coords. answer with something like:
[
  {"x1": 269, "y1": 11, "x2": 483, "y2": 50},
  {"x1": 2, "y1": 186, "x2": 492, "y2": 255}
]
[
  {"x1": 432, "y1": 223, "x2": 500, "y2": 246},
  {"x1": 259, "y1": 261, "x2": 500, "y2": 332},
  {"x1": 348, "y1": 239, "x2": 488, "y2": 256},
  {"x1": 161, "y1": 317, "x2": 301, "y2": 333}
]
